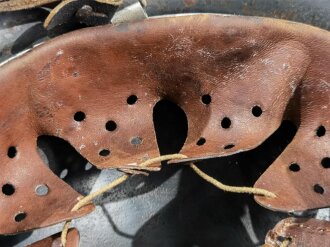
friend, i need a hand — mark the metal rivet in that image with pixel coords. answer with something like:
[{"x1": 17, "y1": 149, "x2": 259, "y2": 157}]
[
  {"x1": 60, "y1": 169, "x2": 68, "y2": 179},
  {"x1": 131, "y1": 136, "x2": 142, "y2": 145},
  {"x1": 35, "y1": 184, "x2": 49, "y2": 196}
]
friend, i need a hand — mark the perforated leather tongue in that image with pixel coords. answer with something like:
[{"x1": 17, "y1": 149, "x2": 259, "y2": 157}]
[
  {"x1": 0, "y1": 14, "x2": 329, "y2": 235},
  {"x1": 0, "y1": 134, "x2": 94, "y2": 235},
  {"x1": 264, "y1": 218, "x2": 330, "y2": 247},
  {"x1": 254, "y1": 109, "x2": 329, "y2": 212}
]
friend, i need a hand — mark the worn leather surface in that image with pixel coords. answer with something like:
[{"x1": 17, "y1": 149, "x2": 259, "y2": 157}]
[
  {"x1": 0, "y1": 0, "x2": 58, "y2": 11},
  {"x1": 0, "y1": 0, "x2": 120, "y2": 12},
  {"x1": 264, "y1": 217, "x2": 330, "y2": 247},
  {"x1": 27, "y1": 228, "x2": 79, "y2": 247},
  {"x1": 0, "y1": 14, "x2": 329, "y2": 235}
]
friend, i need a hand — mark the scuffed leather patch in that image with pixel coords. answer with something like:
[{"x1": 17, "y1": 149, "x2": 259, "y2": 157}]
[{"x1": 265, "y1": 218, "x2": 330, "y2": 247}]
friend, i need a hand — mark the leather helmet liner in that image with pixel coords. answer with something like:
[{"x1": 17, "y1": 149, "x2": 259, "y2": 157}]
[{"x1": 0, "y1": 14, "x2": 329, "y2": 234}]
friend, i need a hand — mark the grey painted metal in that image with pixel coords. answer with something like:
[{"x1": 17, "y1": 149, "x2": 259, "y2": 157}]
[
  {"x1": 146, "y1": 0, "x2": 330, "y2": 30},
  {"x1": 111, "y1": 1, "x2": 148, "y2": 24}
]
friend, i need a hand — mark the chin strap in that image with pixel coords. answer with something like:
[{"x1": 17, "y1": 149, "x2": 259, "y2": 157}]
[{"x1": 61, "y1": 153, "x2": 276, "y2": 246}]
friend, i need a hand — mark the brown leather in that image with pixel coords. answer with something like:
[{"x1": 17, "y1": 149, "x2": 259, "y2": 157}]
[
  {"x1": 0, "y1": 0, "x2": 119, "y2": 12},
  {"x1": 264, "y1": 217, "x2": 330, "y2": 247},
  {"x1": 0, "y1": 0, "x2": 58, "y2": 12},
  {"x1": 27, "y1": 228, "x2": 79, "y2": 247},
  {"x1": 0, "y1": 14, "x2": 329, "y2": 234}
]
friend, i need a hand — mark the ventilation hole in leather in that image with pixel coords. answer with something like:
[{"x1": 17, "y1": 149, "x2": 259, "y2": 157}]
[
  {"x1": 7, "y1": 146, "x2": 17, "y2": 158},
  {"x1": 316, "y1": 125, "x2": 326, "y2": 137},
  {"x1": 74, "y1": 111, "x2": 86, "y2": 122},
  {"x1": 2, "y1": 184, "x2": 15, "y2": 196},
  {"x1": 106, "y1": 120, "x2": 117, "y2": 131},
  {"x1": 289, "y1": 163, "x2": 300, "y2": 172},
  {"x1": 221, "y1": 117, "x2": 231, "y2": 129},
  {"x1": 99, "y1": 149, "x2": 110, "y2": 157},
  {"x1": 14, "y1": 212, "x2": 26, "y2": 222},
  {"x1": 127, "y1": 95, "x2": 138, "y2": 105},
  {"x1": 321, "y1": 157, "x2": 330, "y2": 169},
  {"x1": 153, "y1": 99, "x2": 188, "y2": 155},
  {"x1": 196, "y1": 138, "x2": 206, "y2": 146},
  {"x1": 224, "y1": 144, "x2": 235, "y2": 150},
  {"x1": 252, "y1": 105, "x2": 262, "y2": 117},
  {"x1": 201, "y1": 94, "x2": 211, "y2": 105},
  {"x1": 314, "y1": 184, "x2": 324, "y2": 194},
  {"x1": 99, "y1": 149, "x2": 110, "y2": 156}
]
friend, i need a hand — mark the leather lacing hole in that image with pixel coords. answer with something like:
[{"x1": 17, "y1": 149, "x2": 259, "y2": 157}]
[
  {"x1": 196, "y1": 138, "x2": 206, "y2": 146},
  {"x1": 252, "y1": 105, "x2": 263, "y2": 117},
  {"x1": 99, "y1": 149, "x2": 110, "y2": 156},
  {"x1": 221, "y1": 117, "x2": 231, "y2": 129},
  {"x1": 106, "y1": 120, "x2": 117, "y2": 131},
  {"x1": 201, "y1": 94, "x2": 211, "y2": 105},
  {"x1": 2, "y1": 183, "x2": 15, "y2": 195},
  {"x1": 316, "y1": 125, "x2": 326, "y2": 137},
  {"x1": 7, "y1": 146, "x2": 17, "y2": 158},
  {"x1": 314, "y1": 184, "x2": 324, "y2": 194},
  {"x1": 74, "y1": 111, "x2": 86, "y2": 122},
  {"x1": 289, "y1": 163, "x2": 300, "y2": 172},
  {"x1": 131, "y1": 137, "x2": 142, "y2": 146},
  {"x1": 127, "y1": 95, "x2": 138, "y2": 105},
  {"x1": 14, "y1": 212, "x2": 27, "y2": 222},
  {"x1": 224, "y1": 144, "x2": 235, "y2": 150},
  {"x1": 321, "y1": 157, "x2": 330, "y2": 169}
]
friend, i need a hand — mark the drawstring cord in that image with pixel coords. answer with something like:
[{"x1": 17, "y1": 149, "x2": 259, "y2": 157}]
[{"x1": 61, "y1": 153, "x2": 276, "y2": 246}]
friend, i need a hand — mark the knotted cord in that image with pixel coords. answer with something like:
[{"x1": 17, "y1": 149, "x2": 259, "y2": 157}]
[{"x1": 61, "y1": 153, "x2": 276, "y2": 246}]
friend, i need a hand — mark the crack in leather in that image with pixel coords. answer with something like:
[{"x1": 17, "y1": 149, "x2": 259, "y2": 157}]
[{"x1": 0, "y1": 14, "x2": 329, "y2": 235}]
